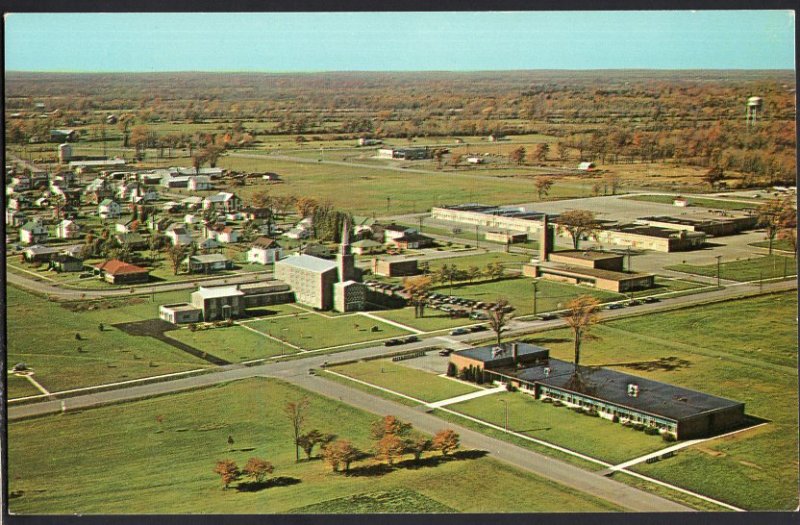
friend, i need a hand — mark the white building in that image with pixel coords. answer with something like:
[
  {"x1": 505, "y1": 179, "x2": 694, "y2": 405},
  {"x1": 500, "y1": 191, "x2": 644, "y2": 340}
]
[
  {"x1": 247, "y1": 237, "x2": 283, "y2": 265},
  {"x1": 98, "y1": 199, "x2": 121, "y2": 219},
  {"x1": 56, "y1": 219, "x2": 81, "y2": 239},
  {"x1": 19, "y1": 221, "x2": 48, "y2": 245}
]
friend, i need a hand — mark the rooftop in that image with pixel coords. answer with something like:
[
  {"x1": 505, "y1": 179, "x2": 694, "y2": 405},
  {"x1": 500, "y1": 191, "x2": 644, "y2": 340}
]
[
  {"x1": 193, "y1": 285, "x2": 244, "y2": 299},
  {"x1": 276, "y1": 254, "x2": 338, "y2": 273},
  {"x1": 456, "y1": 342, "x2": 550, "y2": 366},
  {"x1": 537, "y1": 264, "x2": 654, "y2": 282},
  {"x1": 610, "y1": 224, "x2": 705, "y2": 239},
  {"x1": 93, "y1": 259, "x2": 149, "y2": 275},
  {"x1": 549, "y1": 250, "x2": 623, "y2": 262},
  {"x1": 189, "y1": 253, "x2": 230, "y2": 264}
]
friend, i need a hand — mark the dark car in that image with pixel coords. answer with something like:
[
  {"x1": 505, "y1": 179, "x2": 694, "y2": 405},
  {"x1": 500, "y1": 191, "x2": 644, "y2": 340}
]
[
  {"x1": 606, "y1": 303, "x2": 625, "y2": 310},
  {"x1": 384, "y1": 339, "x2": 402, "y2": 347},
  {"x1": 450, "y1": 328, "x2": 469, "y2": 336},
  {"x1": 438, "y1": 348, "x2": 454, "y2": 356},
  {"x1": 643, "y1": 297, "x2": 661, "y2": 304},
  {"x1": 469, "y1": 324, "x2": 488, "y2": 332},
  {"x1": 626, "y1": 299, "x2": 643, "y2": 307},
  {"x1": 402, "y1": 336, "x2": 420, "y2": 344}
]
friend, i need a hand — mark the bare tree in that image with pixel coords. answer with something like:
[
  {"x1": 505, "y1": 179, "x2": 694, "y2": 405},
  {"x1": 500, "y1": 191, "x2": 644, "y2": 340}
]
[
  {"x1": 562, "y1": 295, "x2": 600, "y2": 368},
  {"x1": 403, "y1": 275, "x2": 433, "y2": 318},
  {"x1": 284, "y1": 397, "x2": 310, "y2": 462},
  {"x1": 758, "y1": 196, "x2": 795, "y2": 255},
  {"x1": 556, "y1": 209, "x2": 601, "y2": 250},
  {"x1": 165, "y1": 244, "x2": 186, "y2": 276},
  {"x1": 535, "y1": 176, "x2": 554, "y2": 200},
  {"x1": 488, "y1": 298, "x2": 514, "y2": 346}
]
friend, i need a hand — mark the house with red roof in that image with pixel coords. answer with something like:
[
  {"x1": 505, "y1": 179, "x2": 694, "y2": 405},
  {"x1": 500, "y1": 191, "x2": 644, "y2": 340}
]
[{"x1": 92, "y1": 259, "x2": 150, "y2": 285}]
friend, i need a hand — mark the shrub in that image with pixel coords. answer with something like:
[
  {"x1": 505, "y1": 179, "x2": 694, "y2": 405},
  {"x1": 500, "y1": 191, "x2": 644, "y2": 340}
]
[
  {"x1": 632, "y1": 423, "x2": 645, "y2": 431},
  {"x1": 570, "y1": 406, "x2": 584, "y2": 414},
  {"x1": 644, "y1": 427, "x2": 660, "y2": 436},
  {"x1": 611, "y1": 415, "x2": 619, "y2": 423},
  {"x1": 541, "y1": 397, "x2": 553, "y2": 404},
  {"x1": 188, "y1": 323, "x2": 197, "y2": 332},
  {"x1": 553, "y1": 400, "x2": 564, "y2": 407},
  {"x1": 446, "y1": 362, "x2": 457, "y2": 377},
  {"x1": 586, "y1": 409, "x2": 600, "y2": 417},
  {"x1": 505, "y1": 382, "x2": 517, "y2": 392},
  {"x1": 662, "y1": 433, "x2": 677, "y2": 442}
]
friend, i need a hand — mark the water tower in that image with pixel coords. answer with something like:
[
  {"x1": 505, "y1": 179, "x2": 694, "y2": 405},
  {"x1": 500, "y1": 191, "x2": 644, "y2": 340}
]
[{"x1": 746, "y1": 96, "x2": 763, "y2": 129}]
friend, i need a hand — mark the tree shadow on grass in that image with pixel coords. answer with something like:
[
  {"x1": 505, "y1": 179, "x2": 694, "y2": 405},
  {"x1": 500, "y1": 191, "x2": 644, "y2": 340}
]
[
  {"x1": 398, "y1": 449, "x2": 488, "y2": 470},
  {"x1": 344, "y1": 463, "x2": 394, "y2": 478},
  {"x1": 236, "y1": 476, "x2": 301, "y2": 492}
]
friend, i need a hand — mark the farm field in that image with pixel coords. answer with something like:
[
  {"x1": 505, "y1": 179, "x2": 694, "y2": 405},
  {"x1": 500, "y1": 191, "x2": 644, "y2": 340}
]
[
  {"x1": 166, "y1": 325, "x2": 297, "y2": 362},
  {"x1": 7, "y1": 378, "x2": 622, "y2": 514},
  {"x1": 519, "y1": 292, "x2": 798, "y2": 510},
  {"x1": 6, "y1": 286, "x2": 213, "y2": 396},
  {"x1": 666, "y1": 254, "x2": 796, "y2": 282},
  {"x1": 329, "y1": 359, "x2": 481, "y2": 403},
  {"x1": 244, "y1": 313, "x2": 411, "y2": 350}
]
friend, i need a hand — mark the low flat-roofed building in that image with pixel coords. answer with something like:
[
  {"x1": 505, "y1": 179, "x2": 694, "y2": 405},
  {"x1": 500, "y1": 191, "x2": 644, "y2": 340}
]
[
  {"x1": 485, "y1": 230, "x2": 528, "y2": 244},
  {"x1": 636, "y1": 215, "x2": 758, "y2": 237},
  {"x1": 547, "y1": 250, "x2": 624, "y2": 271},
  {"x1": 237, "y1": 281, "x2": 295, "y2": 308},
  {"x1": 597, "y1": 224, "x2": 706, "y2": 252},
  {"x1": 371, "y1": 258, "x2": 419, "y2": 277},
  {"x1": 453, "y1": 341, "x2": 747, "y2": 439},
  {"x1": 185, "y1": 253, "x2": 233, "y2": 273},
  {"x1": 523, "y1": 263, "x2": 655, "y2": 293},
  {"x1": 159, "y1": 303, "x2": 202, "y2": 324}
]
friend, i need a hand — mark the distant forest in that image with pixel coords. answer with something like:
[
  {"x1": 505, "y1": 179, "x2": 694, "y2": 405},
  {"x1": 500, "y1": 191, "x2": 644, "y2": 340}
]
[{"x1": 6, "y1": 70, "x2": 797, "y2": 184}]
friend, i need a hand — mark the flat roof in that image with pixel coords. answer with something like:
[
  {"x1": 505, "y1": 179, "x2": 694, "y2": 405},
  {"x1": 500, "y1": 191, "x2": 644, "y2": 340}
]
[
  {"x1": 275, "y1": 254, "x2": 338, "y2": 273},
  {"x1": 160, "y1": 303, "x2": 201, "y2": 313},
  {"x1": 538, "y1": 264, "x2": 653, "y2": 282},
  {"x1": 510, "y1": 358, "x2": 743, "y2": 421},
  {"x1": 550, "y1": 250, "x2": 623, "y2": 262},
  {"x1": 193, "y1": 286, "x2": 244, "y2": 299},
  {"x1": 456, "y1": 342, "x2": 550, "y2": 366},
  {"x1": 189, "y1": 254, "x2": 230, "y2": 263},
  {"x1": 610, "y1": 224, "x2": 703, "y2": 239}
]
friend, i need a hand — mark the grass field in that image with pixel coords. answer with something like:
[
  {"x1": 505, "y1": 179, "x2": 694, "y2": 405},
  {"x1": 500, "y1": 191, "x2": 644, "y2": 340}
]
[
  {"x1": 749, "y1": 239, "x2": 797, "y2": 253},
  {"x1": 666, "y1": 254, "x2": 796, "y2": 282},
  {"x1": 7, "y1": 378, "x2": 621, "y2": 514},
  {"x1": 6, "y1": 286, "x2": 213, "y2": 396},
  {"x1": 518, "y1": 292, "x2": 798, "y2": 510},
  {"x1": 448, "y1": 391, "x2": 668, "y2": 465},
  {"x1": 214, "y1": 156, "x2": 587, "y2": 216},
  {"x1": 329, "y1": 360, "x2": 480, "y2": 403},
  {"x1": 626, "y1": 277, "x2": 708, "y2": 298},
  {"x1": 244, "y1": 313, "x2": 411, "y2": 350},
  {"x1": 6, "y1": 375, "x2": 44, "y2": 398},
  {"x1": 424, "y1": 251, "x2": 531, "y2": 272},
  {"x1": 622, "y1": 194, "x2": 758, "y2": 211},
  {"x1": 370, "y1": 307, "x2": 477, "y2": 332},
  {"x1": 166, "y1": 325, "x2": 297, "y2": 362}
]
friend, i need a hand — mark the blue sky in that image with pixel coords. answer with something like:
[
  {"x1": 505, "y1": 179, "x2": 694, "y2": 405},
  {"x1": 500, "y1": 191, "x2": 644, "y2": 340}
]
[{"x1": 4, "y1": 11, "x2": 795, "y2": 71}]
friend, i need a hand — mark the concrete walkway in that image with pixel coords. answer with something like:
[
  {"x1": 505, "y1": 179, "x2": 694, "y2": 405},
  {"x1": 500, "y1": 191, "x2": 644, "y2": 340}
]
[
  {"x1": 359, "y1": 311, "x2": 424, "y2": 334},
  {"x1": 427, "y1": 385, "x2": 506, "y2": 408}
]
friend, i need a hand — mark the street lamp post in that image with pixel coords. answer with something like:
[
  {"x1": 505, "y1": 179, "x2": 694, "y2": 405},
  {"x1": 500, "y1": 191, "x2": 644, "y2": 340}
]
[
  {"x1": 499, "y1": 399, "x2": 509, "y2": 432},
  {"x1": 715, "y1": 255, "x2": 722, "y2": 289},
  {"x1": 475, "y1": 225, "x2": 480, "y2": 249},
  {"x1": 532, "y1": 279, "x2": 539, "y2": 317}
]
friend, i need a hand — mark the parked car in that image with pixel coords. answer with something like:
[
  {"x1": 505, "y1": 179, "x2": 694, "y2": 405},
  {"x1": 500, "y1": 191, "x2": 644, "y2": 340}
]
[
  {"x1": 626, "y1": 299, "x2": 643, "y2": 306},
  {"x1": 643, "y1": 297, "x2": 661, "y2": 304},
  {"x1": 606, "y1": 303, "x2": 625, "y2": 310},
  {"x1": 438, "y1": 348, "x2": 454, "y2": 356},
  {"x1": 384, "y1": 339, "x2": 402, "y2": 347},
  {"x1": 470, "y1": 311, "x2": 488, "y2": 320},
  {"x1": 469, "y1": 325, "x2": 488, "y2": 333},
  {"x1": 402, "y1": 336, "x2": 419, "y2": 344},
  {"x1": 450, "y1": 328, "x2": 469, "y2": 336},
  {"x1": 536, "y1": 313, "x2": 558, "y2": 320}
]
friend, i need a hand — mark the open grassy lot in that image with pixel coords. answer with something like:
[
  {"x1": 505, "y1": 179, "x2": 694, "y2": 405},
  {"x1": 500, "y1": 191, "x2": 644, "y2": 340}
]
[
  {"x1": 215, "y1": 156, "x2": 587, "y2": 215},
  {"x1": 245, "y1": 313, "x2": 411, "y2": 350},
  {"x1": 622, "y1": 194, "x2": 757, "y2": 211},
  {"x1": 424, "y1": 251, "x2": 531, "y2": 272},
  {"x1": 166, "y1": 325, "x2": 297, "y2": 362},
  {"x1": 749, "y1": 239, "x2": 797, "y2": 253},
  {"x1": 518, "y1": 292, "x2": 798, "y2": 510},
  {"x1": 666, "y1": 254, "x2": 796, "y2": 282},
  {"x1": 6, "y1": 286, "x2": 213, "y2": 396},
  {"x1": 6, "y1": 375, "x2": 44, "y2": 398},
  {"x1": 370, "y1": 307, "x2": 476, "y2": 332},
  {"x1": 626, "y1": 276, "x2": 709, "y2": 298},
  {"x1": 7, "y1": 378, "x2": 621, "y2": 514},
  {"x1": 449, "y1": 391, "x2": 667, "y2": 465},
  {"x1": 329, "y1": 360, "x2": 480, "y2": 403}
]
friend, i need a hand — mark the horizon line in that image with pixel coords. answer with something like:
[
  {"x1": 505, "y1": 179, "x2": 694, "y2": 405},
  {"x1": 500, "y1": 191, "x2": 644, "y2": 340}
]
[{"x1": 6, "y1": 68, "x2": 797, "y2": 74}]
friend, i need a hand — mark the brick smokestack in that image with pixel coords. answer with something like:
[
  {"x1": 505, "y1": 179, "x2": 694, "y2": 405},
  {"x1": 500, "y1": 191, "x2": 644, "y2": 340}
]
[
  {"x1": 512, "y1": 342, "x2": 519, "y2": 365},
  {"x1": 539, "y1": 214, "x2": 551, "y2": 262}
]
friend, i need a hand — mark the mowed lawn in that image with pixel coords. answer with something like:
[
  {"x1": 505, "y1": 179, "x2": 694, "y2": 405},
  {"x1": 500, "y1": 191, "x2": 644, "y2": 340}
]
[
  {"x1": 7, "y1": 378, "x2": 621, "y2": 514},
  {"x1": 371, "y1": 307, "x2": 476, "y2": 332},
  {"x1": 166, "y1": 325, "x2": 298, "y2": 362},
  {"x1": 217, "y1": 157, "x2": 587, "y2": 215},
  {"x1": 520, "y1": 292, "x2": 798, "y2": 510},
  {"x1": 244, "y1": 314, "x2": 411, "y2": 350},
  {"x1": 6, "y1": 375, "x2": 44, "y2": 398},
  {"x1": 329, "y1": 360, "x2": 481, "y2": 403},
  {"x1": 5, "y1": 287, "x2": 213, "y2": 396},
  {"x1": 449, "y1": 391, "x2": 666, "y2": 465},
  {"x1": 666, "y1": 254, "x2": 796, "y2": 282}
]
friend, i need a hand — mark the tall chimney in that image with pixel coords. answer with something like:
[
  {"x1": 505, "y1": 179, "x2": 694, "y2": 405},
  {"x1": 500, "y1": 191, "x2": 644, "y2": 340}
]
[
  {"x1": 539, "y1": 214, "x2": 551, "y2": 262},
  {"x1": 512, "y1": 343, "x2": 519, "y2": 365}
]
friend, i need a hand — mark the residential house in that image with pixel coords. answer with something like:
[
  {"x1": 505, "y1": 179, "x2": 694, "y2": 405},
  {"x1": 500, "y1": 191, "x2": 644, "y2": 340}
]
[
  {"x1": 115, "y1": 232, "x2": 148, "y2": 250},
  {"x1": 98, "y1": 199, "x2": 121, "y2": 219},
  {"x1": 207, "y1": 225, "x2": 239, "y2": 244},
  {"x1": 351, "y1": 238, "x2": 383, "y2": 255},
  {"x1": 181, "y1": 196, "x2": 203, "y2": 210},
  {"x1": 23, "y1": 245, "x2": 62, "y2": 263},
  {"x1": 241, "y1": 207, "x2": 272, "y2": 221},
  {"x1": 388, "y1": 232, "x2": 435, "y2": 250},
  {"x1": 297, "y1": 243, "x2": 332, "y2": 259},
  {"x1": 93, "y1": 259, "x2": 150, "y2": 284},
  {"x1": 187, "y1": 176, "x2": 213, "y2": 191},
  {"x1": 165, "y1": 224, "x2": 192, "y2": 246},
  {"x1": 202, "y1": 192, "x2": 241, "y2": 213},
  {"x1": 198, "y1": 238, "x2": 221, "y2": 252},
  {"x1": 6, "y1": 209, "x2": 26, "y2": 227},
  {"x1": 49, "y1": 129, "x2": 79, "y2": 142},
  {"x1": 578, "y1": 161, "x2": 596, "y2": 171},
  {"x1": 56, "y1": 219, "x2": 81, "y2": 239},
  {"x1": 115, "y1": 219, "x2": 137, "y2": 234},
  {"x1": 49, "y1": 254, "x2": 84, "y2": 273},
  {"x1": 19, "y1": 221, "x2": 48, "y2": 245},
  {"x1": 185, "y1": 253, "x2": 233, "y2": 273},
  {"x1": 247, "y1": 237, "x2": 283, "y2": 264},
  {"x1": 383, "y1": 224, "x2": 417, "y2": 242}
]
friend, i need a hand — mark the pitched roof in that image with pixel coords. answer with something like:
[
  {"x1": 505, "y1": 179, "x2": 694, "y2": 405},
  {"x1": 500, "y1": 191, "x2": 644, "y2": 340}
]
[
  {"x1": 98, "y1": 199, "x2": 117, "y2": 206},
  {"x1": 93, "y1": 259, "x2": 149, "y2": 275},
  {"x1": 252, "y1": 236, "x2": 279, "y2": 249},
  {"x1": 189, "y1": 253, "x2": 230, "y2": 264}
]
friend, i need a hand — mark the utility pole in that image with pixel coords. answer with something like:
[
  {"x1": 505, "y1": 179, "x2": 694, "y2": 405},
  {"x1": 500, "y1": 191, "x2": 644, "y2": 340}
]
[
  {"x1": 532, "y1": 280, "x2": 539, "y2": 316},
  {"x1": 715, "y1": 255, "x2": 722, "y2": 289},
  {"x1": 475, "y1": 225, "x2": 480, "y2": 249},
  {"x1": 418, "y1": 216, "x2": 424, "y2": 233}
]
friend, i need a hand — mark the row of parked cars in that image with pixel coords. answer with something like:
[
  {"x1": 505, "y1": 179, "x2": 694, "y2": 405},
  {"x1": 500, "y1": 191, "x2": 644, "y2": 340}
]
[
  {"x1": 606, "y1": 296, "x2": 661, "y2": 310},
  {"x1": 384, "y1": 335, "x2": 420, "y2": 347}
]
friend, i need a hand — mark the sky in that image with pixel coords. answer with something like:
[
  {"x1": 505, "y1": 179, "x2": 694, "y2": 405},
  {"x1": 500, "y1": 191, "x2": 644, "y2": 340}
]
[{"x1": 4, "y1": 11, "x2": 796, "y2": 72}]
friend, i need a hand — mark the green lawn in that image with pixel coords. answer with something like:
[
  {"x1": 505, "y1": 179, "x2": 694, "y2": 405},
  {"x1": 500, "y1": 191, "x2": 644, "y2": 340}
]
[
  {"x1": 245, "y1": 314, "x2": 411, "y2": 350},
  {"x1": 518, "y1": 292, "x2": 798, "y2": 510},
  {"x1": 371, "y1": 307, "x2": 476, "y2": 332},
  {"x1": 8, "y1": 378, "x2": 621, "y2": 514},
  {"x1": 5, "y1": 286, "x2": 213, "y2": 396},
  {"x1": 166, "y1": 325, "x2": 298, "y2": 362},
  {"x1": 330, "y1": 360, "x2": 480, "y2": 403},
  {"x1": 626, "y1": 277, "x2": 708, "y2": 298},
  {"x1": 424, "y1": 251, "x2": 531, "y2": 272},
  {"x1": 6, "y1": 374, "x2": 44, "y2": 398},
  {"x1": 622, "y1": 194, "x2": 757, "y2": 211},
  {"x1": 749, "y1": 239, "x2": 797, "y2": 254},
  {"x1": 449, "y1": 391, "x2": 667, "y2": 465},
  {"x1": 666, "y1": 254, "x2": 796, "y2": 282}
]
